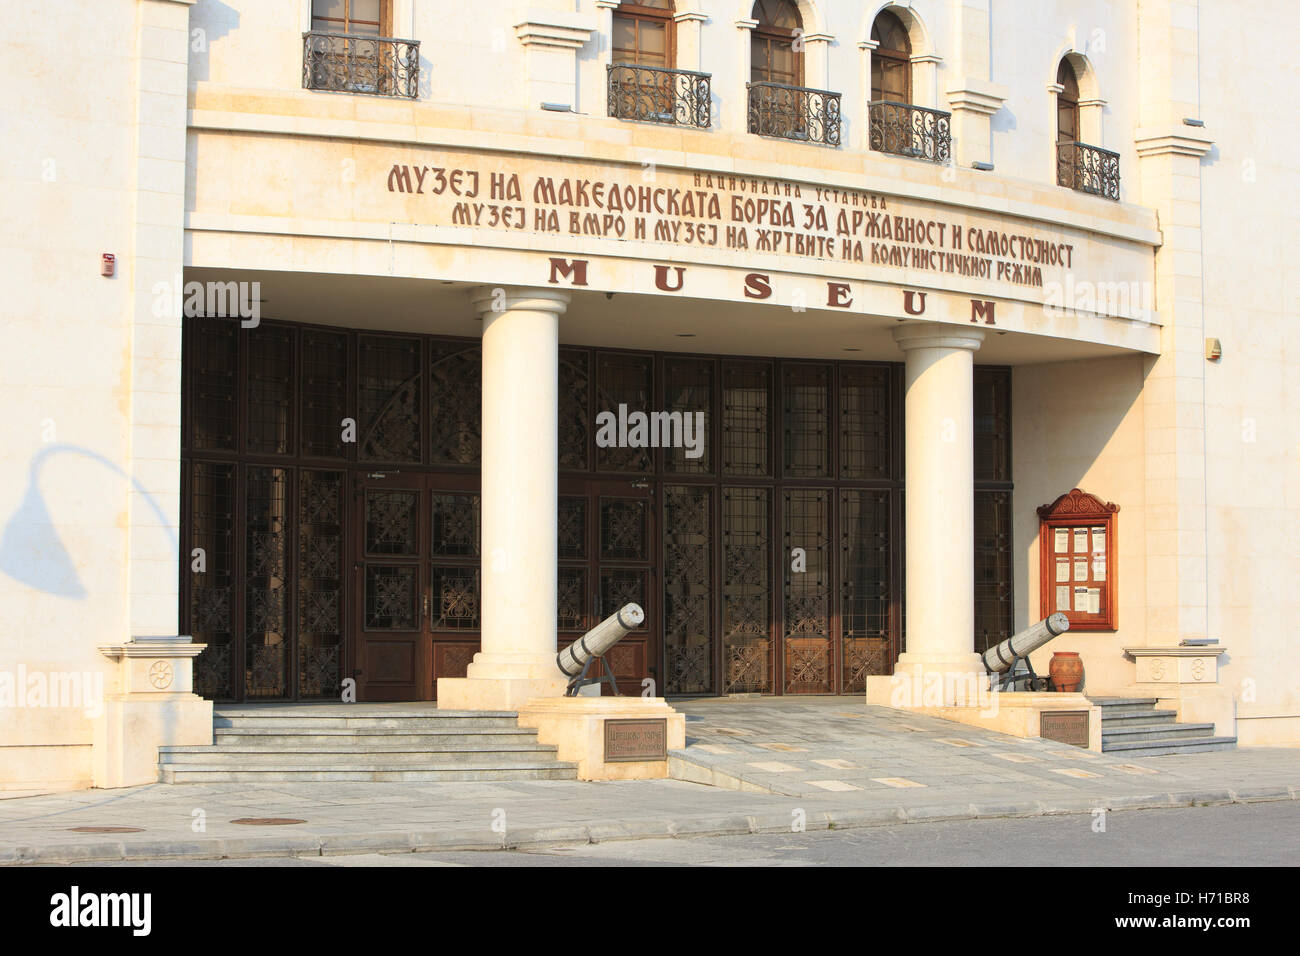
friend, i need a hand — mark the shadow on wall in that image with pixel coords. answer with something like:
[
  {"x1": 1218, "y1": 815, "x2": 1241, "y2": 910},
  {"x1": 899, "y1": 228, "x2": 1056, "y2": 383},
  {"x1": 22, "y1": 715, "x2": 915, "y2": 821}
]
[
  {"x1": 188, "y1": 0, "x2": 239, "y2": 85},
  {"x1": 0, "y1": 445, "x2": 178, "y2": 600}
]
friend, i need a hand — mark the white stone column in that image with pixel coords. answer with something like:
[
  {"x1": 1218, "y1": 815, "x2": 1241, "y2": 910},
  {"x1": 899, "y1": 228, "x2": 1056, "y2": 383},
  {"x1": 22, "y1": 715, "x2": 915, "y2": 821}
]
[
  {"x1": 437, "y1": 287, "x2": 570, "y2": 710},
  {"x1": 873, "y1": 324, "x2": 985, "y2": 704}
]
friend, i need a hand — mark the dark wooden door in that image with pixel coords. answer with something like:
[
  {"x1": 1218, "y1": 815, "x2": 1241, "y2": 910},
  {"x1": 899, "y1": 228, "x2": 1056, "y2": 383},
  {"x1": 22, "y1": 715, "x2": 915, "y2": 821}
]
[
  {"x1": 558, "y1": 477, "x2": 657, "y2": 695},
  {"x1": 353, "y1": 471, "x2": 431, "y2": 701}
]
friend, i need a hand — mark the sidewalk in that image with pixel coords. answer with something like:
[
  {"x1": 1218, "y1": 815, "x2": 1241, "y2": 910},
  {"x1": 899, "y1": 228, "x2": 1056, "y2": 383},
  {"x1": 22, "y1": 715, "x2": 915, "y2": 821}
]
[{"x1": 2, "y1": 697, "x2": 1297, "y2": 865}]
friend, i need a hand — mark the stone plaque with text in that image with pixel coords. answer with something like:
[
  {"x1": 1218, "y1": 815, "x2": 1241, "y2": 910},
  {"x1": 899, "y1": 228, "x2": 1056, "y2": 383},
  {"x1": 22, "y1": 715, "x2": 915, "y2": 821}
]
[
  {"x1": 1039, "y1": 711, "x2": 1090, "y2": 748},
  {"x1": 604, "y1": 718, "x2": 668, "y2": 762}
]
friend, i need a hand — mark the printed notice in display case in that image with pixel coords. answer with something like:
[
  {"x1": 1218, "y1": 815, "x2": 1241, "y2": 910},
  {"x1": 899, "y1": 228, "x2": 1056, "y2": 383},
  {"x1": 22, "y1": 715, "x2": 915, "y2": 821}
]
[{"x1": 1038, "y1": 489, "x2": 1119, "y2": 631}]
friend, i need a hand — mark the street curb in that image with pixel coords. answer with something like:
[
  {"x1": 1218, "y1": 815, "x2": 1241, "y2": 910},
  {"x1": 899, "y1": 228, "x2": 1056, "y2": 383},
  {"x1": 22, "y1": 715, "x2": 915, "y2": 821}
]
[{"x1": 2, "y1": 785, "x2": 1295, "y2": 865}]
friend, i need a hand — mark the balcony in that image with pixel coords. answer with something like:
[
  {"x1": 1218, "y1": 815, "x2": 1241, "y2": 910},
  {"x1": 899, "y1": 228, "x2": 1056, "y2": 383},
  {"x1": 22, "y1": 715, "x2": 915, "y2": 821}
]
[
  {"x1": 747, "y1": 82, "x2": 842, "y2": 147},
  {"x1": 607, "y1": 64, "x2": 711, "y2": 129},
  {"x1": 1057, "y1": 141, "x2": 1120, "y2": 201},
  {"x1": 868, "y1": 101, "x2": 951, "y2": 164},
  {"x1": 302, "y1": 31, "x2": 420, "y2": 99}
]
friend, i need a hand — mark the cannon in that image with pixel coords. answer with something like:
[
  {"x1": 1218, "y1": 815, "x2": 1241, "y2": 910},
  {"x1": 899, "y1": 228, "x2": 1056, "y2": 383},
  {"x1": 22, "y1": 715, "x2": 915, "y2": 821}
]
[
  {"x1": 982, "y1": 612, "x2": 1070, "y2": 691},
  {"x1": 557, "y1": 603, "x2": 644, "y2": 696}
]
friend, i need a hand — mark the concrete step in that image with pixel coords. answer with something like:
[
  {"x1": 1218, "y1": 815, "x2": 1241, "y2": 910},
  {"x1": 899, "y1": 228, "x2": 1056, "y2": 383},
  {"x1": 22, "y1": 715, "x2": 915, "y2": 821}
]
[
  {"x1": 1089, "y1": 697, "x2": 1160, "y2": 709},
  {"x1": 212, "y1": 729, "x2": 544, "y2": 748},
  {"x1": 212, "y1": 714, "x2": 519, "y2": 731},
  {"x1": 160, "y1": 745, "x2": 560, "y2": 767},
  {"x1": 1101, "y1": 736, "x2": 1238, "y2": 757},
  {"x1": 1096, "y1": 709, "x2": 1180, "y2": 725},
  {"x1": 158, "y1": 764, "x2": 579, "y2": 783},
  {"x1": 1101, "y1": 723, "x2": 1216, "y2": 744}
]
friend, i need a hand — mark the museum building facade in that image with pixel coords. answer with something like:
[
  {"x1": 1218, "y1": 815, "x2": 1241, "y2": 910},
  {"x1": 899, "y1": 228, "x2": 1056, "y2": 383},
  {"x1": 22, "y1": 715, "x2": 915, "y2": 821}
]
[{"x1": 3, "y1": 0, "x2": 1299, "y2": 790}]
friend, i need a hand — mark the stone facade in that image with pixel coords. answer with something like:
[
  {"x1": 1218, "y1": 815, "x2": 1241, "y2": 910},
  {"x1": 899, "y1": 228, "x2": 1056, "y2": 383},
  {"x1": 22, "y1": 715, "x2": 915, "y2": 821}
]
[{"x1": 1, "y1": 0, "x2": 1296, "y2": 790}]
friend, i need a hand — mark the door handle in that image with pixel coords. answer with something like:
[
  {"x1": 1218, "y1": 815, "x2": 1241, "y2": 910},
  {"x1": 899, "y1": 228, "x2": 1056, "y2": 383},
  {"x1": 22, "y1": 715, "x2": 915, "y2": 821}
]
[{"x1": 423, "y1": 591, "x2": 430, "y2": 622}]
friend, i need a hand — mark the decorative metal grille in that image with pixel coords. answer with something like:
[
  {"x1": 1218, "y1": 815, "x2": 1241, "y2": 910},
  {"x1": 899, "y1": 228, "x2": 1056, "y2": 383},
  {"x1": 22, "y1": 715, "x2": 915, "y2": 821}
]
[
  {"x1": 246, "y1": 326, "x2": 294, "y2": 455},
  {"x1": 840, "y1": 490, "x2": 892, "y2": 693},
  {"x1": 747, "y1": 81, "x2": 842, "y2": 146},
  {"x1": 722, "y1": 487, "x2": 772, "y2": 693},
  {"x1": 975, "y1": 490, "x2": 1014, "y2": 654},
  {"x1": 664, "y1": 359, "x2": 712, "y2": 474},
  {"x1": 298, "y1": 645, "x2": 340, "y2": 698},
  {"x1": 596, "y1": 354, "x2": 653, "y2": 472},
  {"x1": 191, "y1": 319, "x2": 237, "y2": 451},
  {"x1": 245, "y1": 467, "x2": 288, "y2": 698},
  {"x1": 1057, "y1": 141, "x2": 1120, "y2": 200},
  {"x1": 974, "y1": 366, "x2": 1012, "y2": 483},
  {"x1": 430, "y1": 566, "x2": 480, "y2": 630},
  {"x1": 365, "y1": 491, "x2": 418, "y2": 555},
  {"x1": 607, "y1": 64, "x2": 711, "y2": 128},
  {"x1": 868, "y1": 101, "x2": 952, "y2": 163},
  {"x1": 557, "y1": 567, "x2": 587, "y2": 631},
  {"x1": 600, "y1": 499, "x2": 648, "y2": 561},
  {"x1": 359, "y1": 336, "x2": 421, "y2": 462},
  {"x1": 302, "y1": 31, "x2": 420, "y2": 99},
  {"x1": 431, "y1": 493, "x2": 479, "y2": 556},
  {"x1": 365, "y1": 565, "x2": 416, "y2": 629},
  {"x1": 190, "y1": 461, "x2": 235, "y2": 699},
  {"x1": 558, "y1": 496, "x2": 587, "y2": 559},
  {"x1": 559, "y1": 350, "x2": 590, "y2": 471},
  {"x1": 722, "y1": 362, "x2": 770, "y2": 476},
  {"x1": 782, "y1": 364, "x2": 831, "y2": 478},
  {"x1": 840, "y1": 365, "x2": 891, "y2": 479},
  {"x1": 301, "y1": 330, "x2": 347, "y2": 458},
  {"x1": 663, "y1": 486, "x2": 712, "y2": 694},
  {"x1": 783, "y1": 488, "x2": 832, "y2": 693},
  {"x1": 430, "y1": 343, "x2": 481, "y2": 465},
  {"x1": 600, "y1": 569, "x2": 647, "y2": 626}
]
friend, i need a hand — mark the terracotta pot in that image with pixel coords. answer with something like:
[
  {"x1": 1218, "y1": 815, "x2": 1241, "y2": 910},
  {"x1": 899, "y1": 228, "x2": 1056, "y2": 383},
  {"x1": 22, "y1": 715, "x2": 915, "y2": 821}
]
[{"x1": 1049, "y1": 651, "x2": 1084, "y2": 693}]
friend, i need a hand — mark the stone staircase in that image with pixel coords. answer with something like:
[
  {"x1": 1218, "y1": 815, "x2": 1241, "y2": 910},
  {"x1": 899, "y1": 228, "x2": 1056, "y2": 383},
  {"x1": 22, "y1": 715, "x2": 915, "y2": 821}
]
[
  {"x1": 1091, "y1": 697, "x2": 1236, "y2": 757},
  {"x1": 158, "y1": 705, "x2": 579, "y2": 783}
]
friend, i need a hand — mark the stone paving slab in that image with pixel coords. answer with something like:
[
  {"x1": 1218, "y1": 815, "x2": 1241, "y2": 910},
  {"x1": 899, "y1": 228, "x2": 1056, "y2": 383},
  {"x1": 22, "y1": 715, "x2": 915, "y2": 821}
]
[{"x1": 1, "y1": 695, "x2": 1298, "y2": 865}]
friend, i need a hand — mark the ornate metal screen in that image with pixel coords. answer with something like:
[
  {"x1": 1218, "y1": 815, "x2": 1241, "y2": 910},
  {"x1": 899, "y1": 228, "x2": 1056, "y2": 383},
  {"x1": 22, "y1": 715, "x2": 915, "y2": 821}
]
[
  {"x1": 747, "y1": 81, "x2": 842, "y2": 146},
  {"x1": 868, "y1": 101, "x2": 952, "y2": 164},
  {"x1": 663, "y1": 485, "x2": 712, "y2": 694},
  {"x1": 607, "y1": 64, "x2": 711, "y2": 128},
  {"x1": 302, "y1": 31, "x2": 420, "y2": 99},
  {"x1": 1057, "y1": 141, "x2": 1120, "y2": 200},
  {"x1": 783, "y1": 488, "x2": 833, "y2": 693},
  {"x1": 723, "y1": 487, "x2": 772, "y2": 693}
]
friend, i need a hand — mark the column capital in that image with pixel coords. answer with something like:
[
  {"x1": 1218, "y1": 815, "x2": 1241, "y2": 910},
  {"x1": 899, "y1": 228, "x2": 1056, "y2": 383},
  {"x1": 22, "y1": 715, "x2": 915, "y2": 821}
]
[
  {"x1": 892, "y1": 323, "x2": 985, "y2": 353},
  {"x1": 469, "y1": 285, "x2": 571, "y2": 319}
]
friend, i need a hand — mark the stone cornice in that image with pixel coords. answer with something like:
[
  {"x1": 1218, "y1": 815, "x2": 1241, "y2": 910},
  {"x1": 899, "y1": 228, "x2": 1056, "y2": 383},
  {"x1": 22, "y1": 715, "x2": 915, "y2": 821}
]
[
  {"x1": 735, "y1": 17, "x2": 758, "y2": 31},
  {"x1": 802, "y1": 32, "x2": 835, "y2": 44},
  {"x1": 515, "y1": 10, "x2": 597, "y2": 50},
  {"x1": 1134, "y1": 125, "x2": 1215, "y2": 158},
  {"x1": 946, "y1": 78, "x2": 1009, "y2": 116},
  {"x1": 1124, "y1": 645, "x2": 1227, "y2": 657},
  {"x1": 673, "y1": 12, "x2": 708, "y2": 24}
]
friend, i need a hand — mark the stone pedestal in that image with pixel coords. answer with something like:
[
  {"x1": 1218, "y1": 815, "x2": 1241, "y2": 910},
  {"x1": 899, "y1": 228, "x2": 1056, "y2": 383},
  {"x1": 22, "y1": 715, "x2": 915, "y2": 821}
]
[
  {"x1": 438, "y1": 287, "x2": 570, "y2": 711},
  {"x1": 93, "y1": 636, "x2": 212, "y2": 788},
  {"x1": 516, "y1": 696, "x2": 686, "y2": 780},
  {"x1": 1127, "y1": 644, "x2": 1234, "y2": 737}
]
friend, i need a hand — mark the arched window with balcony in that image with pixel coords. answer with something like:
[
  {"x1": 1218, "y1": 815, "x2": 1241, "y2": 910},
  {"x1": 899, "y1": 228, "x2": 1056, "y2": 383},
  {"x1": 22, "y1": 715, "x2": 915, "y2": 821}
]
[
  {"x1": 304, "y1": 1, "x2": 418, "y2": 99},
  {"x1": 748, "y1": 1, "x2": 841, "y2": 145},
  {"x1": 607, "y1": 2, "x2": 710, "y2": 128},
  {"x1": 1054, "y1": 55, "x2": 1118, "y2": 199},
  {"x1": 867, "y1": 8, "x2": 948, "y2": 163},
  {"x1": 870, "y1": 9, "x2": 911, "y2": 104}
]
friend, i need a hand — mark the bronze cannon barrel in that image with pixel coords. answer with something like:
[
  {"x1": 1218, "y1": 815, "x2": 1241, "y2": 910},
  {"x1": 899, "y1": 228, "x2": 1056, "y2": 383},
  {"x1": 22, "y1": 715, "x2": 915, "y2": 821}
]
[
  {"x1": 981, "y1": 612, "x2": 1070, "y2": 675},
  {"x1": 556, "y1": 603, "x2": 645, "y2": 677}
]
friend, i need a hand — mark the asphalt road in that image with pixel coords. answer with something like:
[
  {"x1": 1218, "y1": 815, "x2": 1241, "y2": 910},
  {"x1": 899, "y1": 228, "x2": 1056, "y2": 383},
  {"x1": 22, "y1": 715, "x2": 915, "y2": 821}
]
[{"x1": 54, "y1": 799, "x2": 1300, "y2": 867}]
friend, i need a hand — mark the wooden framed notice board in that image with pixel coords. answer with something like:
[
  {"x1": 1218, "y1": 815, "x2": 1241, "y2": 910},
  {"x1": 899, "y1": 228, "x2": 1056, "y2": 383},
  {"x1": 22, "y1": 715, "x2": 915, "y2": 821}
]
[{"x1": 1037, "y1": 488, "x2": 1118, "y2": 631}]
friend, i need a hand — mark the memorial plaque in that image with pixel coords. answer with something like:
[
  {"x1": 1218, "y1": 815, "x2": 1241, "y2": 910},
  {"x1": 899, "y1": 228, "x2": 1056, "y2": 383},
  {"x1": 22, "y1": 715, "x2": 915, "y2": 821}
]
[
  {"x1": 1039, "y1": 711, "x2": 1090, "y2": 748},
  {"x1": 604, "y1": 718, "x2": 668, "y2": 762}
]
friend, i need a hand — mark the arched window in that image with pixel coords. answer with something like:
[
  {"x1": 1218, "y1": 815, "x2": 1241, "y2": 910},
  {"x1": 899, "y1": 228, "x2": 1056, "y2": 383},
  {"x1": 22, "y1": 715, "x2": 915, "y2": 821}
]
[
  {"x1": 751, "y1": 0, "x2": 803, "y2": 87},
  {"x1": 613, "y1": 1, "x2": 674, "y2": 68},
  {"x1": 870, "y1": 10, "x2": 912, "y2": 104},
  {"x1": 1056, "y1": 58, "x2": 1080, "y2": 148}
]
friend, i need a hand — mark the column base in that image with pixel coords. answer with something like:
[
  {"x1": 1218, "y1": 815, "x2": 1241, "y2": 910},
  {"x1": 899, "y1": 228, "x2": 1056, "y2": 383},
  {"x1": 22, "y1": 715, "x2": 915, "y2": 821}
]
[
  {"x1": 866, "y1": 652, "x2": 988, "y2": 708},
  {"x1": 437, "y1": 676, "x2": 568, "y2": 711}
]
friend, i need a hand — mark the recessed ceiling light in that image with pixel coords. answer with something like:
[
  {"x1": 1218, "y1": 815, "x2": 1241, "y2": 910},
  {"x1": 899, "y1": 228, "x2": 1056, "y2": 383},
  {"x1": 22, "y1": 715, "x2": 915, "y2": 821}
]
[
  {"x1": 843, "y1": 347, "x2": 860, "y2": 352},
  {"x1": 676, "y1": 333, "x2": 696, "y2": 338}
]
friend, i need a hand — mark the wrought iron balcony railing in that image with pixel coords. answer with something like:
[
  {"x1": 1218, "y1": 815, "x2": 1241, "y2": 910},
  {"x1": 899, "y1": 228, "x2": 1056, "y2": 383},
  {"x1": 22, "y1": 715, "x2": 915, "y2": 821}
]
[
  {"x1": 607, "y1": 64, "x2": 711, "y2": 129},
  {"x1": 868, "y1": 101, "x2": 951, "y2": 164},
  {"x1": 1057, "y1": 141, "x2": 1120, "y2": 201},
  {"x1": 302, "y1": 31, "x2": 419, "y2": 99},
  {"x1": 747, "y1": 81, "x2": 842, "y2": 147}
]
